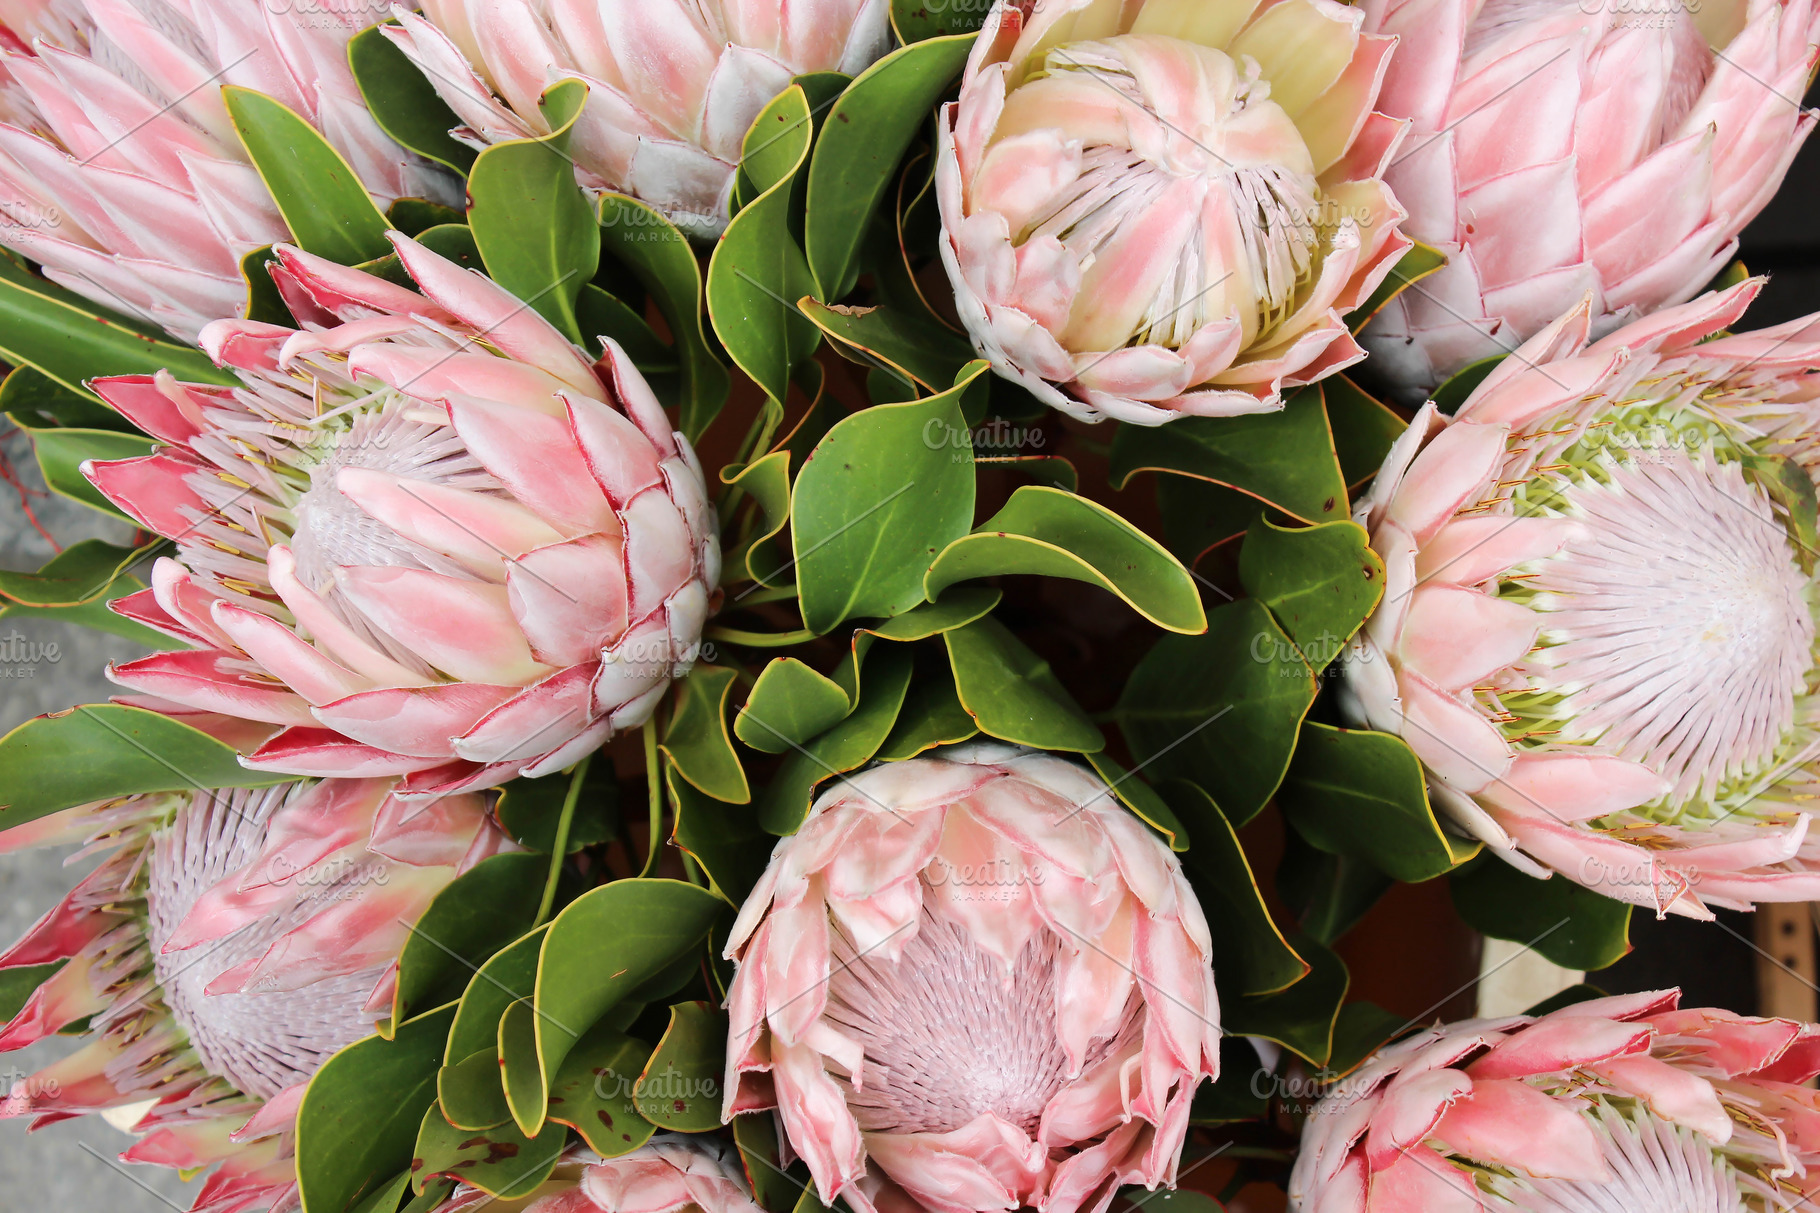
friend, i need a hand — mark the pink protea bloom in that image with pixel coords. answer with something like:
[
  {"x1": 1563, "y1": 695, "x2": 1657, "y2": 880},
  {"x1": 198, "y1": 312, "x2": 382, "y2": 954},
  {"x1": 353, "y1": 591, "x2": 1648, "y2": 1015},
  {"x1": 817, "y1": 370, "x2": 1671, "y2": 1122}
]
[
  {"x1": 379, "y1": 0, "x2": 890, "y2": 237},
  {"x1": 1288, "y1": 988, "x2": 1820, "y2": 1212},
  {"x1": 1343, "y1": 280, "x2": 1820, "y2": 916},
  {"x1": 0, "y1": 777, "x2": 514, "y2": 1213},
  {"x1": 439, "y1": 1136, "x2": 764, "y2": 1213},
  {"x1": 1358, "y1": 0, "x2": 1820, "y2": 401},
  {"x1": 0, "y1": 0, "x2": 458, "y2": 340},
  {"x1": 81, "y1": 232, "x2": 719, "y2": 798},
  {"x1": 935, "y1": 0, "x2": 1413, "y2": 425},
  {"x1": 722, "y1": 743, "x2": 1220, "y2": 1213}
]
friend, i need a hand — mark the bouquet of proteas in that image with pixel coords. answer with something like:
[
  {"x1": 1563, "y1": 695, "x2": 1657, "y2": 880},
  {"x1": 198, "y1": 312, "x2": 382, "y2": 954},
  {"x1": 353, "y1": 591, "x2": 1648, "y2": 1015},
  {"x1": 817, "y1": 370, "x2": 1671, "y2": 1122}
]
[{"x1": 1, "y1": 0, "x2": 1818, "y2": 1209}]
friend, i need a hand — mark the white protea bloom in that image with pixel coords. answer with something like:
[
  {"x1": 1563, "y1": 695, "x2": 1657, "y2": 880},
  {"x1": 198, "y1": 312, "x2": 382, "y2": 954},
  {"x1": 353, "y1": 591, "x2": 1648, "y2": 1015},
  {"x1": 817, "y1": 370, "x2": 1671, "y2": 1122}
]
[
  {"x1": 0, "y1": 778, "x2": 514, "y2": 1213},
  {"x1": 723, "y1": 743, "x2": 1220, "y2": 1213},
  {"x1": 382, "y1": 0, "x2": 890, "y2": 236},
  {"x1": 1343, "y1": 281, "x2": 1820, "y2": 916},
  {"x1": 437, "y1": 1136, "x2": 765, "y2": 1213},
  {"x1": 0, "y1": 0, "x2": 458, "y2": 338}
]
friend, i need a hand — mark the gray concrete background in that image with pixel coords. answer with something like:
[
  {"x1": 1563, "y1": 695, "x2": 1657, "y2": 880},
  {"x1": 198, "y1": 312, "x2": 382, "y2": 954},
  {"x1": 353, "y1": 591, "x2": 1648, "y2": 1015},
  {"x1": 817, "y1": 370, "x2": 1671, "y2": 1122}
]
[{"x1": 0, "y1": 424, "x2": 198, "y2": 1211}]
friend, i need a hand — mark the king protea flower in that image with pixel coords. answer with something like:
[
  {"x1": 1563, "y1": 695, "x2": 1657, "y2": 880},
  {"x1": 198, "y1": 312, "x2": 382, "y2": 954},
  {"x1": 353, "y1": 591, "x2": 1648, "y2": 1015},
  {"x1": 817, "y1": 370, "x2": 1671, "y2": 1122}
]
[
  {"x1": 935, "y1": 0, "x2": 1412, "y2": 425},
  {"x1": 380, "y1": 0, "x2": 891, "y2": 236},
  {"x1": 82, "y1": 232, "x2": 718, "y2": 798},
  {"x1": 437, "y1": 1136, "x2": 764, "y2": 1213},
  {"x1": 0, "y1": 778, "x2": 513, "y2": 1212},
  {"x1": 0, "y1": 0, "x2": 457, "y2": 340},
  {"x1": 1288, "y1": 988, "x2": 1820, "y2": 1211},
  {"x1": 1342, "y1": 280, "x2": 1820, "y2": 916},
  {"x1": 723, "y1": 743, "x2": 1220, "y2": 1213},
  {"x1": 1359, "y1": 0, "x2": 1820, "y2": 401}
]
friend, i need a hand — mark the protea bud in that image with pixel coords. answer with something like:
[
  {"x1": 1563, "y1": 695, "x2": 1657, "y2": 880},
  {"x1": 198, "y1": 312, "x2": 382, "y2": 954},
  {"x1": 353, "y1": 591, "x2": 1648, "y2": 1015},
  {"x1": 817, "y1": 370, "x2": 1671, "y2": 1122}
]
[
  {"x1": 438, "y1": 1136, "x2": 764, "y2": 1213},
  {"x1": 1358, "y1": 0, "x2": 1820, "y2": 401},
  {"x1": 1343, "y1": 281, "x2": 1820, "y2": 915},
  {"x1": 723, "y1": 743, "x2": 1220, "y2": 1213},
  {"x1": 380, "y1": 0, "x2": 891, "y2": 237},
  {"x1": 81, "y1": 232, "x2": 719, "y2": 798},
  {"x1": 1289, "y1": 988, "x2": 1820, "y2": 1210},
  {"x1": 0, "y1": 0, "x2": 458, "y2": 340},
  {"x1": 0, "y1": 778, "x2": 514, "y2": 1210},
  {"x1": 935, "y1": 0, "x2": 1412, "y2": 425}
]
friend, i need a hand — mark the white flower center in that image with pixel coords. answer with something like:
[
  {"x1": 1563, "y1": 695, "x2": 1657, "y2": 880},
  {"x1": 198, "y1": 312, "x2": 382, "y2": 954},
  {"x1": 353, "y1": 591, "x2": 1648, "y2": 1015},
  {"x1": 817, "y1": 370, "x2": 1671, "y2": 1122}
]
[
  {"x1": 146, "y1": 786, "x2": 387, "y2": 1101},
  {"x1": 1516, "y1": 451, "x2": 1815, "y2": 801},
  {"x1": 820, "y1": 907, "x2": 1132, "y2": 1135}
]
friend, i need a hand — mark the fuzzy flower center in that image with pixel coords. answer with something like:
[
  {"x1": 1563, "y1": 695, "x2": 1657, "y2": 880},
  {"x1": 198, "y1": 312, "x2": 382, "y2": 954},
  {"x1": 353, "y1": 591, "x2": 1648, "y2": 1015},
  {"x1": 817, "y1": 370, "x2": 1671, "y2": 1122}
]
[
  {"x1": 145, "y1": 786, "x2": 388, "y2": 1101},
  {"x1": 1506, "y1": 449, "x2": 1815, "y2": 802},
  {"x1": 1487, "y1": 1102, "x2": 1743, "y2": 1212},
  {"x1": 820, "y1": 908, "x2": 1103, "y2": 1136}
]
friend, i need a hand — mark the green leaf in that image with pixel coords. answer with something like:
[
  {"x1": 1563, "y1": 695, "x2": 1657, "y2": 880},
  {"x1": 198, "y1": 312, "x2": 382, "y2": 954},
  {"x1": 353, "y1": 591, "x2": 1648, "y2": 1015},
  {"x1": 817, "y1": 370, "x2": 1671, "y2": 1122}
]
[
  {"x1": 799, "y1": 299, "x2": 974, "y2": 394},
  {"x1": 734, "y1": 1113, "x2": 801, "y2": 1213},
  {"x1": 759, "y1": 644, "x2": 916, "y2": 834},
  {"x1": 1277, "y1": 826, "x2": 1395, "y2": 946},
  {"x1": 348, "y1": 25, "x2": 477, "y2": 175},
  {"x1": 1327, "y1": 1000, "x2": 1410, "y2": 1077},
  {"x1": 1277, "y1": 724, "x2": 1477, "y2": 883},
  {"x1": 633, "y1": 1002, "x2": 726, "y2": 1132},
  {"x1": 1430, "y1": 355, "x2": 1502, "y2": 415},
  {"x1": 239, "y1": 244, "x2": 295, "y2": 326},
  {"x1": 500, "y1": 999, "x2": 547, "y2": 1137},
  {"x1": 1450, "y1": 855, "x2": 1633, "y2": 971},
  {"x1": 1237, "y1": 517, "x2": 1384, "y2": 662},
  {"x1": 859, "y1": 586, "x2": 1000, "y2": 641},
  {"x1": 548, "y1": 1020, "x2": 657, "y2": 1157},
  {"x1": 412, "y1": 1102, "x2": 564, "y2": 1199},
  {"x1": 0, "y1": 538, "x2": 147, "y2": 607},
  {"x1": 1110, "y1": 385, "x2": 1348, "y2": 526},
  {"x1": 1221, "y1": 934, "x2": 1349, "y2": 1066},
  {"x1": 447, "y1": 927, "x2": 545, "y2": 1065},
  {"x1": 351, "y1": 1172, "x2": 412, "y2": 1213},
  {"x1": 1113, "y1": 599, "x2": 1317, "y2": 825},
  {"x1": 793, "y1": 367, "x2": 982, "y2": 633},
  {"x1": 1347, "y1": 240, "x2": 1447, "y2": 333},
  {"x1": 1324, "y1": 375, "x2": 1405, "y2": 489},
  {"x1": 0, "y1": 579, "x2": 167, "y2": 646},
  {"x1": 1084, "y1": 753, "x2": 1189, "y2": 851},
  {"x1": 497, "y1": 763, "x2": 618, "y2": 853},
  {"x1": 944, "y1": 616, "x2": 1102, "y2": 752},
  {"x1": 533, "y1": 880, "x2": 723, "y2": 1128},
  {"x1": 22, "y1": 425, "x2": 154, "y2": 518},
  {"x1": 1159, "y1": 781, "x2": 1307, "y2": 995},
  {"x1": 391, "y1": 854, "x2": 548, "y2": 1026},
  {"x1": 225, "y1": 86, "x2": 392, "y2": 266},
  {"x1": 0, "y1": 705, "x2": 287, "y2": 829},
  {"x1": 0, "y1": 262, "x2": 234, "y2": 396},
  {"x1": 721, "y1": 450, "x2": 795, "y2": 586},
  {"x1": 577, "y1": 283, "x2": 673, "y2": 372},
  {"x1": 297, "y1": 1004, "x2": 453, "y2": 1213},
  {"x1": 892, "y1": 0, "x2": 991, "y2": 40},
  {"x1": 736, "y1": 658, "x2": 852, "y2": 754},
  {"x1": 437, "y1": 1048, "x2": 509, "y2": 1131},
  {"x1": 669, "y1": 766, "x2": 772, "y2": 906},
  {"x1": 706, "y1": 86, "x2": 822, "y2": 408},
  {"x1": 806, "y1": 34, "x2": 973, "y2": 300},
  {"x1": 468, "y1": 79, "x2": 598, "y2": 346},
  {"x1": 1747, "y1": 453, "x2": 1820, "y2": 573},
  {"x1": 0, "y1": 961, "x2": 62, "y2": 1024},
  {"x1": 876, "y1": 663, "x2": 978, "y2": 761},
  {"x1": 387, "y1": 199, "x2": 464, "y2": 237},
  {"x1": 662, "y1": 665, "x2": 751, "y2": 803},
  {"x1": 0, "y1": 365, "x2": 128, "y2": 430},
  {"x1": 599, "y1": 193, "x2": 730, "y2": 442},
  {"x1": 1189, "y1": 1037, "x2": 1270, "y2": 1126},
  {"x1": 926, "y1": 485, "x2": 1207, "y2": 634}
]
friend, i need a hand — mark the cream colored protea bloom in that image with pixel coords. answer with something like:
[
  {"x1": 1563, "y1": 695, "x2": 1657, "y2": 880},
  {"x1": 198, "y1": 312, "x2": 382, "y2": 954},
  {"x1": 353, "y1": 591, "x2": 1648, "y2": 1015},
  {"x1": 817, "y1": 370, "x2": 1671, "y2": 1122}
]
[{"x1": 936, "y1": 0, "x2": 1413, "y2": 425}]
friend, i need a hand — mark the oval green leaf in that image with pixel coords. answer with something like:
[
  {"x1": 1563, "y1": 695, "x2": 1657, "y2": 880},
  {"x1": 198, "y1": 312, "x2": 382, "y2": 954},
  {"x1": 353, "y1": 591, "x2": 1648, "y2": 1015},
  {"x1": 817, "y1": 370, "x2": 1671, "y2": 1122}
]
[
  {"x1": 662, "y1": 664, "x2": 751, "y2": 803},
  {"x1": 633, "y1": 1001, "x2": 726, "y2": 1132},
  {"x1": 944, "y1": 616, "x2": 1102, "y2": 753},
  {"x1": 1237, "y1": 516, "x2": 1384, "y2": 662},
  {"x1": 392, "y1": 854, "x2": 548, "y2": 1026},
  {"x1": 736, "y1": 658, "x2": 852, "y2": 754},
  {"x1": 225, "y1": 86, "x2": 392, "y2": 266}
]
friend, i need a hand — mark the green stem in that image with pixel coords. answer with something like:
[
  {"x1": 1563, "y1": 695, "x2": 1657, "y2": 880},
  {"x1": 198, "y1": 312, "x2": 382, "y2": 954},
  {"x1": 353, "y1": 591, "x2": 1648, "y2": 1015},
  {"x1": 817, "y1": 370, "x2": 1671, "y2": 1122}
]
[
  {"x1": 532, "y1": 754, "x2": 590, "y2": 927},
  {"x1": 639, "y1": 724, "x2": 663, "y2": 878},
  {"x1": 705, "y1": 624, "x2": 816, "y2": 648}
]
